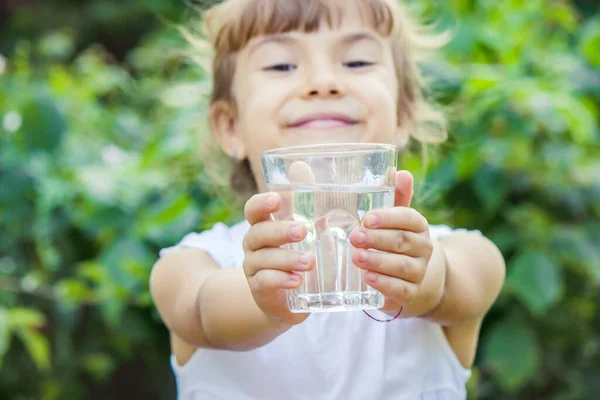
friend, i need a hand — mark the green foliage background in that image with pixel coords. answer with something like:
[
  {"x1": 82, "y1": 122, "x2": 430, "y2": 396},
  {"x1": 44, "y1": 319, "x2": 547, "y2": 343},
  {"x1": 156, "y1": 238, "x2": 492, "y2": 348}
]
[{"x1": 0, "y1": 0, "x2": 598, "y2": 399}]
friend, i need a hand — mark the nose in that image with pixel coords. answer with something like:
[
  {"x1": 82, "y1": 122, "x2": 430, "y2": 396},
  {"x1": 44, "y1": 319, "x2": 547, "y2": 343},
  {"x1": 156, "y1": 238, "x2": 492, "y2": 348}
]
[{"x1": 302, "y1": 65, "x2": 344, "y2": 99}]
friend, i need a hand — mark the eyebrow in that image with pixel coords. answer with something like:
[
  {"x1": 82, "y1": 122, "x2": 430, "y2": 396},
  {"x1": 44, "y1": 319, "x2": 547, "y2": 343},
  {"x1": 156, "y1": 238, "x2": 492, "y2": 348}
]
[
  {"x1": 247, "y1": 31, "x2": 383, "y2": 58},
  {"x1": 248, "y1": 35, "x2": 297, "y2": 57},
  {"x1": 339, "y1": 32, "x2": 383, "y2": 49}
]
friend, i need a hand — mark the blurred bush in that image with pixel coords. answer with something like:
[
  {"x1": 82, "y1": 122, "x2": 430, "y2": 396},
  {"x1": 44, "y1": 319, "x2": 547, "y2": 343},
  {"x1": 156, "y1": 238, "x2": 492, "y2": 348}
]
[
  {"x1": 0, "y1": 1, "x2": 235, "y2": 399},
  {"x1": 0, "y1": 0, "x2": 599, "y2": 399}
]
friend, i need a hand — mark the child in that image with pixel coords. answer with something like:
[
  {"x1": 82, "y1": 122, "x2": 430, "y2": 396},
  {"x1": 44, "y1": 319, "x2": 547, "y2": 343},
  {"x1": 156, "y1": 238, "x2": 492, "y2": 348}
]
[{"x1": 150, "y1": 0, "x2": 506, "y2": 399}]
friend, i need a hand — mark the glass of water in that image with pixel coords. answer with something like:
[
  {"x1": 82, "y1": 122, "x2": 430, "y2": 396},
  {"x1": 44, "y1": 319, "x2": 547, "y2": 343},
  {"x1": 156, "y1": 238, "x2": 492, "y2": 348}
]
[{"x1": 261, "y1": 143, "x2": 398, "y2": 313}]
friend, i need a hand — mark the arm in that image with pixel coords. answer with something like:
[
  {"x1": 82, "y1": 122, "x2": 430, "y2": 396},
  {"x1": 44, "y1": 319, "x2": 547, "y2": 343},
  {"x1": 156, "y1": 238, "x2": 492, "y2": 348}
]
[
  {"x1": 349, "y1": 171, "x2": 505, "y2": 326},
  {"x1": 150, "y1": 192, "x2": 312, "y2": 352},
  {"x1": 149, "y1": 248, "x2": 216, "y2": 348},
  {"x1": 353, "y1": 225, "x2": 505, "y2": 324},
  {"x1": 347, "y1": 168, "x2": 505, "y2": 368},
  {"x1": 149, "y1": 249, "x2": 294, "y2": 352},
  {"x1": 419, "y1": 232, "x2": 506, "y2": 326},
  {"x1": 404, "y1": 231, "x2": 505, "y2": 368},
  {"x1": 198, "y1": 267, "x2": 300, "y2": 351}
]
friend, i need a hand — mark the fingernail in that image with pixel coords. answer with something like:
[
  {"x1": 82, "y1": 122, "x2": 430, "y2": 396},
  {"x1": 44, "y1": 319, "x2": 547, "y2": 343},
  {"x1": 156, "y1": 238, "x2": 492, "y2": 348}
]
[
  {"x1": 357, "y1": 231, "x2": 367, "y2": 245},
  {"x1": 266, "y1": 194, "x2": 276, "y2": 207},
  {"x1": 298, "y1": 253, "x2": 309, "y2": 265},
  {"x1": 290, "y1": 224, "x2": 303, "y2": 240},
  {"x1": 290, "y1": 273, "x2": 301, "y2": 281},
  {"x1": 365, "y1": 272, "x2": 377, "y2": 283},
  {"x1": 359, "y1": 250, "x2": 369, "y2": 264},
  {"x1": 364, "y1": 214, "x2": 378, "y2": 228}
]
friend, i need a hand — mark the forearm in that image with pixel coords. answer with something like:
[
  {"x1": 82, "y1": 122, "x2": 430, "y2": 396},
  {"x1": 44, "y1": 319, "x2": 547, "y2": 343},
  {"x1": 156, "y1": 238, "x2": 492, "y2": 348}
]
[
  {"x1": 150, "y1": 249, "x2": 217, "y2": 347},
  {"x1": 151, "y1": 248, "x2": 295, "y2": 351},
  {"x1": 384, "y1": 239, "x2": 446, "y2": 318},
  {"x1": 409, "y1": 233, "x2": 505, "y2": 326},
  {"x1": 199, "y1": 268, "x2": 296, "y2": 351}
]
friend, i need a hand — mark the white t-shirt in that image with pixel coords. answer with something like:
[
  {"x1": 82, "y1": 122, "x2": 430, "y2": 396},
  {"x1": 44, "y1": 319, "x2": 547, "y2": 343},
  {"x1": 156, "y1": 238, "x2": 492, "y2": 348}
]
[{"x1": 160, "y1": 221, "x2": 473, "y2": 400}]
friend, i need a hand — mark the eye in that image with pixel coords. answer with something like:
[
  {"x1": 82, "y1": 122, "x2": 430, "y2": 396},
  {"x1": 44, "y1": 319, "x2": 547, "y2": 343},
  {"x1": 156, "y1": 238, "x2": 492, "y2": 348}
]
[
  {"x1": 343, "y1": 60, "x2": 375, "y2": 69},
  {"x1": 263, "y1": 64, "x2": 297, "y2": 72}
]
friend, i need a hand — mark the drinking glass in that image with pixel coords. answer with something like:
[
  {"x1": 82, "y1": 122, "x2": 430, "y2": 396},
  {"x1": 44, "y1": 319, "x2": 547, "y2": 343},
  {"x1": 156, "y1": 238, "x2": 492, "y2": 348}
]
[{"x1": 261, "y1": 143, "x2": 398, "y2": 313}]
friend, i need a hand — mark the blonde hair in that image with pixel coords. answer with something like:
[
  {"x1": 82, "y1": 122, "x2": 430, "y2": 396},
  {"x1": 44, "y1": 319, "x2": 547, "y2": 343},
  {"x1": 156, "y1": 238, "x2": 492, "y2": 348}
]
[{"x1": 185, "y1": 0, "x2": 447, "y2": 198}]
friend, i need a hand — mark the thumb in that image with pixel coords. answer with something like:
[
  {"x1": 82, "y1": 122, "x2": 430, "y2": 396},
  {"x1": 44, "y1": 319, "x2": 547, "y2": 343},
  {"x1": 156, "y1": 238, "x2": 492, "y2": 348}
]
[{"x1": 394, "y1": 170, "x2": 414, "y2": 208}]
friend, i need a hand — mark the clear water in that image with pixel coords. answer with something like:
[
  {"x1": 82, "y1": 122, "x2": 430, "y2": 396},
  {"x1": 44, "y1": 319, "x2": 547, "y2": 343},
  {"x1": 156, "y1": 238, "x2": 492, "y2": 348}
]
[{"x1": 269, "y1": 184, "x2": 395, "y2": 313}]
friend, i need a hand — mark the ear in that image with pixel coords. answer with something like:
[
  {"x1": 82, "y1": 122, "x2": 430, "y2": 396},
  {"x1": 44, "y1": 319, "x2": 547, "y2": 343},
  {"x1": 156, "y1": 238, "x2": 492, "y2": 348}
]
[{"x1": 209, "y1": 100, "x2": 247, "y2": 161}]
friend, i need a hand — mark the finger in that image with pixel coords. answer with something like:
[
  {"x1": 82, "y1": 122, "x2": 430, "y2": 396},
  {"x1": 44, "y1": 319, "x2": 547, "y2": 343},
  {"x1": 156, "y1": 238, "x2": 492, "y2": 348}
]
[
  {"x1": 248, "y1": 269, "x2": 304, "y2": 295},
  {"x1": 245, "y1": 193, "x2": 281, "y2": 225},
  {"x1": 350, "y1": 227, "x2": 432, "y2": 257},
  {"x1": 352, "y1": 250, "x2": 425, "y2": 283},
  {"x1": 277, "y1": 161, "x2": 316, "y2": 220},
  {"x1": 362, "y1": 207, "x2": 428, "y2": 233},
  {"x1": 364, "y1": 272, "x2": 419, "y2": 304},
  {"x1": 243, "y1": 248, "x2": 314, "y2": 277},
  {"x1": 243, "y1": 220, "x2": 307, "y2": 252},
  {"x1": 288, "y1": 161, "x2": 315, "y2": 184},
  {"x1": 394, "y1": 170, "x2": 414, "y2": 208}
]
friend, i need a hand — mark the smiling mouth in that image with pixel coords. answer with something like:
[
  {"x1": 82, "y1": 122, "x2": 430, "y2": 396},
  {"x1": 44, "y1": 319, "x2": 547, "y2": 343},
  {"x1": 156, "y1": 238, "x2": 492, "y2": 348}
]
[{"x1": 288, "y1": 113, "x2": 359, "y2": 129}]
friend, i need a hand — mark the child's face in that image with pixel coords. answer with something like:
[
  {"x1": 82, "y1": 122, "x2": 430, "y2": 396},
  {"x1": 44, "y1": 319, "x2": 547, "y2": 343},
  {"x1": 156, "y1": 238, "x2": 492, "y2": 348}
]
[{"x1": 215, "y1": 8, "x2": 401, "y2": 191}]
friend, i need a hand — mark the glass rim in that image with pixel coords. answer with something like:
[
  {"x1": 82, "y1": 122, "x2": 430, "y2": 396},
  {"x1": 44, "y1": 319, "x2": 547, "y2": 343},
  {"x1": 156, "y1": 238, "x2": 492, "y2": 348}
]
[{"x1": 261, "y1": 143, "x2": 398, "y2": 158}]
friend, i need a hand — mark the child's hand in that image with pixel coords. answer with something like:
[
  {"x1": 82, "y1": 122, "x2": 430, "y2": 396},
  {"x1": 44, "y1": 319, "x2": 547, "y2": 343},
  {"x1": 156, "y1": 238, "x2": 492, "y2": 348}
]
[
  {"x1": 349, "y1": 171, "x2": 433, "y2": 310},
  {"x1": 242, "y1": 193, "x2": 313, "y2": 325}
]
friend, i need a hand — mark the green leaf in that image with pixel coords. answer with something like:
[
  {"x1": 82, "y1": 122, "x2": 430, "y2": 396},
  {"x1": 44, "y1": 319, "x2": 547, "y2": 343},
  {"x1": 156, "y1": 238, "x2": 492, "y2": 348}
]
[
  {"x1": 446, "y1": 18, "x2": 477, "y2": 57},
  {"x1": 506, "y1": 206, "x2": 553, "y2": 244},
  {"x1": 577, "y1": 239, "x2": 600, "y2": 284},
  {"x1": 101, "y1": 298, "x2": 125, "y2": 328},
  {"x1": 77, "y1": 261, "x2": 108, "y2": 283},
  {"x1": 472, "y1": 164, "x2": 507, "y2": 212},
  {"x1": 420, "y1": 62, "x2": 464, "y2": 104},
  {"x1": 553, "y1": 94, "x2": 598, "y2": 145},
  {"x1": 83, "y1": 353, "x2": 116, "y2": 384},
  {"x1": 15, "y1": 328, "x2": 51, "y2": 372},
  {"x1": 152, "y1": 194, "x2": 193, "y2": 225},
  {"x1": 135, "y1": 193, "x2": 201, "y2": 244},
  {"x1": 7, "y1": 308, "x2": 45, "y2": 329},
  {"x1": 508, "y1": 251, "x2": 564, "y2": 316},
  {"x1": 0, "y1": 308, "x2": 11, "y2": 363},
  {"x1": 555, "y1": 230, "x2": 600, "y2": 283},
  {"x1": 484, "y1": 317, "x2": 541, "y2": 391},
  {"x1": 579, "y1": 18, "x2": 600, "y2": 68},
  {"x1": 544, "y1": 3, "x2": 578, "y2": 32},
  {"x1": 455, "y1": 145, "x2": 482, "y2": 180},
  {"x1": 464, "y1": 65, "x2": 503, "y2": 93},
  {"x1": 56, "y1": 279, "x2": 92, "y2": 303},
  {"x1": 488, "y1": 226, "x2": 521, "y2": 254},
  {"x1": 18, "y1": 96, "x2": 67, "y2": 152},
  {"x1": 99, "y1": 238, "x2": 154, "y2": 290},
  {"x1": 482, "y1": 138, "x2": 532, "y2": 170},
  {"x1": 424, "y1": 157, "x2": 457, "y2": 197},
  {"x1": 38, "y1": 30, "x2": 75, "y2": 59}
]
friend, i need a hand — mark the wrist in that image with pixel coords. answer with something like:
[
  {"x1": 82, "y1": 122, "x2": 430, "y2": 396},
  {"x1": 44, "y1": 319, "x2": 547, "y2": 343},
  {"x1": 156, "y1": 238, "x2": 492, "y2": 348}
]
[
  {"x1": 195, "y1": 271, "x2": 222, "y2": 348},
  {"x1": 196, "y1": 269, "x2": 305, "y2": 350},
  {"x1": 395, "y1": 239, "x2": 447, "y2": 318},
  {"x1": 420, "y1": 240, "x2": 448, "y2": 317}
]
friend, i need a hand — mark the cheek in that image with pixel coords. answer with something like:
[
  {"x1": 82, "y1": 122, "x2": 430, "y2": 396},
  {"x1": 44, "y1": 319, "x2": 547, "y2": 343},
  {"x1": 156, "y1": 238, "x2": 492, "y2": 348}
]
[
  {"x1": 236, "y1": 83, "x2": 278, "y2": 133},
  {"x1": 243, "y1": 75, "x2": 293, "y2": 116},
  {"x1": 235, "y1": 78, "x2": 287, "y2": 168},
  {"x1": 363, "y1": 77, "x2": 398, "y2": 128}
]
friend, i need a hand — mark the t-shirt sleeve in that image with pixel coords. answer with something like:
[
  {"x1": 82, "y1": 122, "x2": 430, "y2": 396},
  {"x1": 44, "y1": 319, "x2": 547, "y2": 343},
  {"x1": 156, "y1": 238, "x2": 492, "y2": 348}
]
[
  {"x1": 159, "y1": 222, "x2": 236, "y2": 269},
  {"x1": 429, "y1": 224, "x2": 481, "y2": 240}
]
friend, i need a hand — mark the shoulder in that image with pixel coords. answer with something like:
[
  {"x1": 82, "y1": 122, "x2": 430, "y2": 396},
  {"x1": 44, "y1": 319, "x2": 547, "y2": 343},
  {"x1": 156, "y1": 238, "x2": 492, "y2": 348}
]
[
  {"x1": 429, "y1": 224, "x2": 481, "y2": 240},
  {"x1": 159, "y1": 220, "x2": 249, "y2": 269}
]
